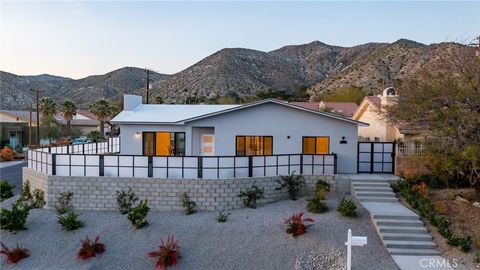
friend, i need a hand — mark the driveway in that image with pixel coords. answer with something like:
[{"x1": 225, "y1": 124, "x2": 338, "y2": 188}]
[{"x1": 0, "y1": 160, "x2": 26, "y2": 194}]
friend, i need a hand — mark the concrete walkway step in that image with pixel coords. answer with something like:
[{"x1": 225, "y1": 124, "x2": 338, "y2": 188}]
[
  {"x1": 380, "y1": 226, "x2": 428, "y2": 234},
  {"x1": 359, "y1": 197, "x2": 398, "y2": 202},
  {"x1": 351, "y1": 179, "x2": 396, "y2": 183},
  {"x1": 355, "y1": 192, "x2": 396, "y2": 197},
  {"x1": 352, "y1": 182, "x2": 391, "y2": 188},
  {"x1": 373, "y1": 214, "x2": 419, "y2": 220},
  {"x1": 385, "y1": 240, "x2": 437, "y2": 249},
  {"x1": 382, "y1": 233, "x2": 432, "y2": 241},
  {"x1": 354, "y1": 187, "x2": 393, "y2": 192},
  {"x1": 388, "y1": 248, "x2": 440, "y2": 256},
  {"x1": 376, "y1": 219, "x2": 424, "y2": 227}
]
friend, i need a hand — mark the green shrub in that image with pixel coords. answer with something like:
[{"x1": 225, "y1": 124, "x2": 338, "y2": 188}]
[
  {"x1": 127, "y1": 200, "x2": 149, "y2": 229},
  {"x1": 21, "y1": 181, "x2": 32, "y2": 201},
  {"x1": 31, "y1": 189, "x2": 45, "y2": 209},
  {"x1": 58, "y1": 211, "x2": 85, "y2": 231},
  {"x1": 315, "y1": 179, "x2": 331, "y2": 193},
  {"x1": 447, "y1": 236, "x2": 472, "y2": 252},
  {"x1": 116, "y1": 189, "x2": 138, "y2": 215},
  {"x1": 238, "y1": 185, "x2": 265, "y2": 209},
  {"x1": 0, "y1": 180, "x2": 14, "y2": 202},
  {"x1": 216, "y1": 211, "x2": 230, "y2": 223},
  {"x1": 0, "y1": 200, "x2": 30, "y2": 232},
  {"x1": 337, "y1": 197, "x2": 357, "y2": 217},
  {"x1": 306, "y1": 194, "x2": 328, "y2": 214},
  {"x1": 475, "y1": 252, "x2": 480, "y2": 264},
  {"x1": 180, "y1": 193, "x2": 197, "y2": 215},
  {"x1": 55, "y1": 191, "x2": 74, "y2": 215},
  {"x1": 275, "y1": 173, "x2": 305, "y2": 200}
]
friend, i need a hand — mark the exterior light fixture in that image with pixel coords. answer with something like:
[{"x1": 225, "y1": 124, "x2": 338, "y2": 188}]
[
  {"x1": 340, "y1": 136, "x2": 347, "y2": 144},
  {"x1": 135, "y1": 132, "x2": 141, "y2": 138},
  {"x1": 287, "y1": 136, "x2": 291, "y2": 139}
]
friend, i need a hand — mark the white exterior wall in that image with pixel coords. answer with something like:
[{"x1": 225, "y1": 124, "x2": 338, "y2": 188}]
[{"x1": 118, "y1": 102, "x2": 359, "y2": 173}]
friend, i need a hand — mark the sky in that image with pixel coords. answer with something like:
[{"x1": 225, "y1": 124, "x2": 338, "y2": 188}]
[{"x1": 1, "y1": 1, "x2": 479, "y2": 79}]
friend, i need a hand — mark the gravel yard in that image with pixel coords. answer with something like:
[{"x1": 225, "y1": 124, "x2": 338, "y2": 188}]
[{"x1": 1, "y1": 192, "x2": 398, "y2": 270}]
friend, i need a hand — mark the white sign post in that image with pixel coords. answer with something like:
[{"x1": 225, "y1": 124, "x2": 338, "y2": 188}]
[{"x1": 345, "y1": 229, "x2": 367, "y2": 270}]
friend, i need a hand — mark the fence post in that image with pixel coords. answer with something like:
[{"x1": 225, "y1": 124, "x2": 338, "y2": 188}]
[
  {"x1": 96, "y1": 142, "x2": 98, "y2": 154},
  {"x1": 248, "y1": 156, "x2": 253, "y2": 177},
  {"x1": 52, "y1": 154, "x2": 56, "y2": 175},
  {"x1": 48, "y1": 147, "x2": 51, "y2": 153},
  {"x1": 99, "y1": 155, "x2": 104, "y2": 176},
  {"x1": 67, "y1": 145, "x2": 70, "y2": 154},
  {"x1": 148, "y1": 156, "x2": 153, "y2": 177},
  {"x1": 300, "y1": 154, "x2": 303, "y2": 174},
  {"x1": 107, "y1": 138, "x2": 110, "y2": 153},
  {"x1": 82, "y1": 144, "x2": 85, "y2": 154},
  {"x1": 197, "y1": 157, "x2": 203, "y2": 178},
  {"x1": 334, "y1": 154, "x2": 338, "y2": 174}
]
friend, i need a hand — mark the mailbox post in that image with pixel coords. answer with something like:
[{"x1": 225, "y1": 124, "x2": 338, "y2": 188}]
[{"x1": 345, "y1": 229, "x2": 367, "y2": 270}]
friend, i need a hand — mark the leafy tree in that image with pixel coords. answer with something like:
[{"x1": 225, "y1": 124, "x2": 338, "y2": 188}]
[
  {"x1": 320, "y1": 86, "x2": 366, "y2": 105},
  {"x1": 290, "y1": 85, "x2": 310, "y2": 101},
  {"x1": 59, "y1": 100, "x2": 77, "y2": 134},
  {"x1": 216, "y1": 96, "x2": 238, "y2": 104},
  {"x1": 86, "y1": 130, "x2": 106, "y2": 142},
  {"x1": 39, "y1": 97, "x2": 57, "y2": 118},
  {"x1": 387, "y1": 43, "x2": 480, "y2": 191},
  {"x1": 39, "y1": 97, "x2": 60, "y2": 143},
  {"x1": 90, "y1": 98, "x2": 114, "y2": 135},
  {"x1": 154, "y1": 95, "x2": 163, "y2": 104}
]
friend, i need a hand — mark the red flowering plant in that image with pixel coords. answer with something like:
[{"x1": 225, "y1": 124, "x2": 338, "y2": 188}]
[
  {"x1": 0, "y1": 242, "x2": 29, "y2": 264},
  {"x1": 148, "y1": 236, "x2": 181, "y2": 270},
  {"x1": 76, "y1": 235, "x2": 105, "y2": 260},
  {"x1": 284, "y1": 211, "x2": 314, "y2": 237}
]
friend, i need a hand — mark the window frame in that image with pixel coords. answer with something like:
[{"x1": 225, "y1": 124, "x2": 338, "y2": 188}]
[
  {"x1": 302, "y1": 136, "x2": 330, "y2": 155},
  {"x1": 235, "y1": 135, "x2": 273, "y2": 156},
  {"x1": 142, "y1": 131, "x2": 186, "y2": 156}
]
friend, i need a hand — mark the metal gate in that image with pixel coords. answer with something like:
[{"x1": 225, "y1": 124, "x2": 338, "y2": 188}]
[{"x1": 357, "y1": 142, "x2": 395, "y2": 173}]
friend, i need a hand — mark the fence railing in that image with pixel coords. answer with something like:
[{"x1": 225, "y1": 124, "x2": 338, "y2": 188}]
[
  {"x1": 396, "y1": 141, "x2": 424, "y2": 156},
  {"x1": 27, "y1": 138, "x2": 336, "y2": 178}
]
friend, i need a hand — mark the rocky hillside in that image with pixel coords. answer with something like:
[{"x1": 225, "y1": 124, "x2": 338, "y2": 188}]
[
  {"x1": 1, "y1": 39, "x2": 466, "y2": 108},
  {"x1": 0, "y1": 67, "x2": 169, "y2": 110}
]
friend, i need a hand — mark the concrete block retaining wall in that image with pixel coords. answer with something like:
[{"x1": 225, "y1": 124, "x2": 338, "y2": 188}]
[{"x1": 23, "y1": 168, "x2": 336, "y2": 211}]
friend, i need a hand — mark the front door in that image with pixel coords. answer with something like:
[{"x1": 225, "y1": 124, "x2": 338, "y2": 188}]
[{"x1": 201, "y1": 134, "x2": 214, "y2": 156}]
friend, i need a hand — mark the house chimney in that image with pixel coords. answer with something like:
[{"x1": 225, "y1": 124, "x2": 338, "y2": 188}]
[
  {"x1": 124, "y1": 95, "x2": 143, "y2": 111},
  {"x1": 380, "y1": 87, "x2": 397, "y2": 108}
]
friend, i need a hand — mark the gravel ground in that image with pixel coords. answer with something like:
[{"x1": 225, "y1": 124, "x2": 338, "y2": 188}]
[{"x1": 1, "y1": 192, "x2": 398, "y2": 270}]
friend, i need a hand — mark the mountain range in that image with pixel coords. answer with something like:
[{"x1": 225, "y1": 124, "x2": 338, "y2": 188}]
[{"x1": 0, "y1": 39, "x2": 464, "y2": 109}]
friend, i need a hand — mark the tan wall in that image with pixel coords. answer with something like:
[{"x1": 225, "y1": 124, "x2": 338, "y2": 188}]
[
  {"x1": 357, "y1": 106, "x2": 403, "y2": 142},
  {"x1": 23, "y1": 168, "x2": 336, "y2": 212},
  {"x1": 395, "y1": 156, "x2": 430, "y2": 176}
]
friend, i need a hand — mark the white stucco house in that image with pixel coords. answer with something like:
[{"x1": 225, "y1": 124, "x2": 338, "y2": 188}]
[{"x1": 111, "y1": 95, "x2": 368, "y2": 174}]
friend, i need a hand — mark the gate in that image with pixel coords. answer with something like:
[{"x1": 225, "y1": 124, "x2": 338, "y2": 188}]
[{"x1": 357, "y1": 142, "x2": 395, "y2": 173}]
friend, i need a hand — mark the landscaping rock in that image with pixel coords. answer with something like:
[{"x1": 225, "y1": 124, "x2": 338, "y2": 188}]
[
  {"x1": 455, "y1": 195, "x2": 469, "y2": 203},
  {"x1": 295, "y1": 248, "x2": 346, "y2": 270},
  {"x1": 473, "y1": 202, "x2": 480, "y2": 208}
]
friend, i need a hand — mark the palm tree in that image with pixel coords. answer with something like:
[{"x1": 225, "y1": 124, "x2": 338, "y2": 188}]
[
  {"x1": 90, "y1": 98, "x2": 113, "y2": 135},
  {"x1": 60, "y1": 100, "x2": 77, "y2": 134},
  {"x1": 39, "y1": 97, "x2": 58, "y2": 144}
]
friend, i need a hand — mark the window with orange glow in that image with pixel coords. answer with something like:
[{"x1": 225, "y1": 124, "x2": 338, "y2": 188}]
[
  {"x1": 142, "y1": 132, "x2": 185, "y2": 156},
  {"x1": 236, "y1": 136, "x2": 272, "y2": 156},
  {"x1": 302, "y1": 137, "x2": 329, "y2": 155}
]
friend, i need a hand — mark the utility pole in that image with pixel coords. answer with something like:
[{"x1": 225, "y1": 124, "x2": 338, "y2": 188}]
[
  {"x1": 29, "y1": 103, "x2": 32, "y2": 146},
  {"x1": 30, "y1": 89, "x2": 44, "y2": 146},
  {"x1": 145, "y1": 68, "x2": 150, "y2": 104}
]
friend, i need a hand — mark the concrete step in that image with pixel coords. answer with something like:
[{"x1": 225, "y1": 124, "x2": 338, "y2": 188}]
[
  {"x1": 351, "y1": 179, "x2": 394, "y2": 183},
  {"x1": 355, "y1": 192, "x2": 396, "y2": 197},
  {"x1": 385, "y1": 240, "x2": 437, "y2": 249},
  {"x1": 352, "y1": 182, "x2": 391, "y2": 188},
  {"x1": 382, "y1": 233, "x2": 432, "y2": 241},
  {"x1": 388, "y1": 248, "x2": 440, "y2": 256},
  {"x1": 354, "y1": 187, "x2": 393, "y2": 192},
  {"x1": 376, "y1": 219, "x2": 424, "y2": 227},
  {"x1": 380, "y1": 226, "x2": 428, "y2": 234},
  {"x1": 358, "y1": 197, "x2": 398, "y2": 203},
  {"x1": 373, "y1": 214, "x2": 419, "y2": 220}
]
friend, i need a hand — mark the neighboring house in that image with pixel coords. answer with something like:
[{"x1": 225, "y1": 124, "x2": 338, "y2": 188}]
[
  {"x1": 352, "y1": 87, "x2": 423, "y2": 142},
  {"x1": 111, "y1": 95, "x2": 368, "y2": 173},
  {"x1": 0, "y1": 109, "x2": 103, "y2": 148},
  {"x1": 290, "y1": 101, "x2": 358, "y2": 118}
]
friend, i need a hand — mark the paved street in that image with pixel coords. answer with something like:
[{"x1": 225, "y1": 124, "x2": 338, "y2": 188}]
[{"x1": 0, "y1": 160, "x2": 26, "y2": 194}]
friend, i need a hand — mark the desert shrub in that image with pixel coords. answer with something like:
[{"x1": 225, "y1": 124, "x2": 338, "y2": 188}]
[
  {"x1": 432, "y1": 201, "x2": 447, "y2": 215},
  {"x1": 315, "y1": 179, "x2": 331, "y2": 193},
  {"x1": 284, "y1": 211, "x2": 314, "y2": 237},
  {"x1": 21, "y1": 181, "x2": 32, "y2": 201},
  {"x1": 0, "y1": 180, "x2": 14, "y2": 202},
  {"x1": 476, "y1": 253, "x2": 480, "y2": 264},
  {"x1": 58, "y1": 211, "x2": 85, "y2": 231},
  {"x1": 216, "y1": 211, "x2": 230, "y2": 223},
  {"x1": 55, "y1": 191, "x2": 74, "y2": 215},
  {"x1": 307, "y1": 194, "x2": 328, "y2": 214},
  {"x1": 0, "y1": 200, "x2": 30, "y2": 232},
  {"x1": 86, "y1": 130, "x2": 106, "y2": 143},
  {"x1": 31, "y1": 189, "x2": 45, "y2": 209},
  {"x1": 238, "y1": 185, "x2": 265, "y2": 209},
  {"x1": 116, "y1": 189, "x2": 138, "y2": 215},
  {"x1": 337, "y1": 197, "x2": 357, "y2": 217},
  {"x1": 147, "y1": 236, "x2": 181, "y2": 270},
  {"x1": 127, "y1": 200, "x2": 150, "y2": 229},
  {"x1": 0, "y1": 146, "x2": 14, "y2": 161},
  {"x1": 447, "y1": 236, "x2": 472, "y2": 252},
  {"x1": 275, "y1": 173, "x2": 305, "y2": 200},
  {"x1": 180, "y1": 193, "x2": 197, "y2": 215},
  {"x1": 76, "y1": 235, "x2": 105, "y2": 260},
  {"x1": 0, "y1": 242, "x2": 29, "y2": 264}
]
